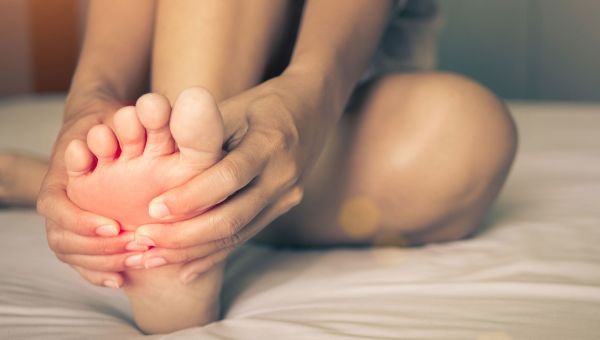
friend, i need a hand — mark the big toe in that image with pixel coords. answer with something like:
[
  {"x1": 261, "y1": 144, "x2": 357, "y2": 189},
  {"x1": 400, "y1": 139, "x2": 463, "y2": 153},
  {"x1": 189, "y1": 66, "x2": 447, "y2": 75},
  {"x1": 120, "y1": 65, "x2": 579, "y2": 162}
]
[{"x1": 171, "y1": 87, "x2": 224, "y2": 170}]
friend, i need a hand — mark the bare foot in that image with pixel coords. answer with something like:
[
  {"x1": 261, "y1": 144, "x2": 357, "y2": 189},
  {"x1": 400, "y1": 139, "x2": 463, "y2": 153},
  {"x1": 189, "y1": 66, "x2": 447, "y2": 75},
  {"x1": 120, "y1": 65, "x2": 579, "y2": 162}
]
[
  {"x1": 0, "y1": 152, "x2": 48, "y2": 207},
  {"x1": 65, "y1": 87, "x2": 225, "y2": 334}
]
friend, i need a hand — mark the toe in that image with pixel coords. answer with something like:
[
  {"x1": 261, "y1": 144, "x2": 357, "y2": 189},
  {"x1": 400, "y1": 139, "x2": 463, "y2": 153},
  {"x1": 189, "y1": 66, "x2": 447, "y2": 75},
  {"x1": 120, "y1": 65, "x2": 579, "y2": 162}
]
[
  {"x1": 65, "y1": 139, "x2": 95, "y2": 177},
  {"x1": 87, "y1": 125, "x2": 119, "y2": 163},
  {"x1": 171, "y1": 87, "x2": 224, "y2": 170},
  {"x1": 136, "y1": 93, "x2": 176, "y2": 156},
  {"x1": 113, "y1": 106, "x2": 145, "y2": 159}
]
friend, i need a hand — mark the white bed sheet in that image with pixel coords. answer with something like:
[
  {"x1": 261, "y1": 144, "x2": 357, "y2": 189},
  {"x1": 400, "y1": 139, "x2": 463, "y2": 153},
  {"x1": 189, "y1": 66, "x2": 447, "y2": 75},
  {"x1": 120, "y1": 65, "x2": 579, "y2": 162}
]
[{"x1": 0, "y1": 97, "x2": 599, "y2": 340}]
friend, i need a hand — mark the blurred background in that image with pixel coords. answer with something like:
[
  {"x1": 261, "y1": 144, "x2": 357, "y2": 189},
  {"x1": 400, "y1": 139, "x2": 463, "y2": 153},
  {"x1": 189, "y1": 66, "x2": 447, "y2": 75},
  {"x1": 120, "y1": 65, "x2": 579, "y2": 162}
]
[{"x1": 0, "y1": 0, "x2": 599, "y2": 101}]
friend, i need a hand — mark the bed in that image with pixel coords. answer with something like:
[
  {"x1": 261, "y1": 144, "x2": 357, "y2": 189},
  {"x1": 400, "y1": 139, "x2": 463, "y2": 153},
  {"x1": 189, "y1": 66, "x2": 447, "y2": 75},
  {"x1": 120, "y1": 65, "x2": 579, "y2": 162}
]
[{"x1": 1, "y1": 96, "x2": 599, "y2": 340}]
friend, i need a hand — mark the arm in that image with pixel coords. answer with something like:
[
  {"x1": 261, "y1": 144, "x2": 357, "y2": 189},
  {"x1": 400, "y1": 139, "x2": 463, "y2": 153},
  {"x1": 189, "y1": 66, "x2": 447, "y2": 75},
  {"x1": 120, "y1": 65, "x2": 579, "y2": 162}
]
[
  {"x1": 133, "y1": 0, "x2": 395, "y2": 282},
  {"x1": 66, "y1": 0, "x2": 154, "y2": 114},
  {"x1": 38, "y1": 0, "x2": 155, "y2": 287},
  {"x1": 287, "y1": 0, "x2": 394, "y2": 115}
]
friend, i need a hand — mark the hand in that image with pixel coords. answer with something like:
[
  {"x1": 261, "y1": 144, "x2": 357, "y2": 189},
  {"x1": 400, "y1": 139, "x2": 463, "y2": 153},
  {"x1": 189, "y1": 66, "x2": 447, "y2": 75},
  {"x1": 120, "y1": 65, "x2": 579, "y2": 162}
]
[
  {"x1": 37, "y1": 95, "x2": 137, "y2": 288},
  {"x1": 134, "y1": 71, "x2": 341, "y2": 283}
]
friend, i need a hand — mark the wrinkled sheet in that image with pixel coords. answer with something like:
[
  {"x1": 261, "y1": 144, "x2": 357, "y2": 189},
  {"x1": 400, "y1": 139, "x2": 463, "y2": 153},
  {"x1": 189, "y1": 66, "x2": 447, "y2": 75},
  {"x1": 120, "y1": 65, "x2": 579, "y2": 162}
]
[{"x1": 1, "y1": 97, "x2": 599, "y2": 339}]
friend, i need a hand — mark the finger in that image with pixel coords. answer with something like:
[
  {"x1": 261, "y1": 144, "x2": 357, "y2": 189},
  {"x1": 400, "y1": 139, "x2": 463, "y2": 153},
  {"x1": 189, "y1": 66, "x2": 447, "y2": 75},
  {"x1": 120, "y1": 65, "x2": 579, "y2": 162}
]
[
  {"x1": 56, "y1": 251, "x2": 143, "y2": 272},
  {"x1": 142, "y1": 224, "x2": 255, "y2": 269},
  {"x1": 179, "y1": 249, "x2": 231, "y2": 285},
  {"x1": 38, "y1": 184, "x2": 120, "y2": 237},
  {"x1": 208, "y1": 186, "x2": 304, "y2": 251},
  {"x1": 153, "y1": 187, "x2": 304, "y2": 278},
  {"x1": 139, "y1": 241, "x2": 222, "y2": 269},
  {"x1": 137, "y1": 182, "x2": 272, "y2": 249},
  {"x1": 71, "y1": 265, "x2": 124, "y2": 288},
  {"x1": 147, "y1": 126, "x2": 276, "y2": 220},
  {"x1": 46, "y1": 222, "x2": 137, "y2": 255}
]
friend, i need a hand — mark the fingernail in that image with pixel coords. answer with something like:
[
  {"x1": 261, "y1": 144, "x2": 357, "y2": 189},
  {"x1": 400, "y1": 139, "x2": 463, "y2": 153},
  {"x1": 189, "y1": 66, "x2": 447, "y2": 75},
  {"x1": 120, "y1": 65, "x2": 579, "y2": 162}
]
[
  {"x1": 96, "y1": 224, "x2": 119, "y2": 237},
  {"x1": 181, "y1": 273, "x2": 198, "y2": 286},
  {"x1": 149, "y1": 201, "x2": 170, "y2": 219},
  {"x1": 125, "y1": 241, "x2": 149, "y2": 252},
  {"x1": 145, "y1": 257, "x2": 167, "y2": 269},
  {"x1": 135, "y1": 235, "x2": 155, "y2": 247},
  {"x1": 125, "y1": 253, "x2": 143, "y2": 267},
  {"x1": 103, "y1": 280, "x2": 120, "y2": 289}
]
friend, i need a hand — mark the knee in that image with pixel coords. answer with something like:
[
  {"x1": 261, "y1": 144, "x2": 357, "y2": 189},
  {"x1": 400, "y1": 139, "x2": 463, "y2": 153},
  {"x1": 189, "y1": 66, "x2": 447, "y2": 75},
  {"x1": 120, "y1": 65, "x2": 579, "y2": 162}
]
[
  {"x1": 368, "y1": 71, "x2": 517, "y2": 145},
  {"x1": 363, "y1": 72, "x2": 518, "y2": 243},
  {"x1": 373, "y1": 71, "x2": 516, "y2": 135}
]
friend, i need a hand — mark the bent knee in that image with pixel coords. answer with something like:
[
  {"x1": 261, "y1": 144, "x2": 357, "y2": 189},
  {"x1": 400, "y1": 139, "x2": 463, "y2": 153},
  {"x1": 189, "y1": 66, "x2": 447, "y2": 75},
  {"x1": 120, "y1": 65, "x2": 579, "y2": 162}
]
[
  {"x1": 364, "y1": 72, "x2": 518, "y2": 244},
  {"x1": 376, "y1": 71, "x2": 517, "y2": 148},
  {"x1": 370, "y1": 71, "x2": 517, "y2": 197}
]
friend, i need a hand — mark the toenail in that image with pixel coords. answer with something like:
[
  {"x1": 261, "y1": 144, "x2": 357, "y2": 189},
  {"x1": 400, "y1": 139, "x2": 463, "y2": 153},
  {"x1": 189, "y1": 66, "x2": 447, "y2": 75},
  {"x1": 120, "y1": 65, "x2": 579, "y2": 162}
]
[
  {"x1": 145, "y1": 257, "x2": 167, "y2": 269},
  {"x1": 125, "y1": 241, "x2": 149, "y2": 252},
  {"x1": 125, "y1": 253, "x2": 144, "y2": 267},
  {"x1": 103, "y1": 280, "x2": 120, "y2": 289},
  {"x1": 96, "y1": 224, "x2": 119, "y2": 237},
  {"x1": 135, "y1": 235, "x2": 155, "y2": 247},
  {"x1": 148, "y1": 201, "x2": 170, "y2": 219}
]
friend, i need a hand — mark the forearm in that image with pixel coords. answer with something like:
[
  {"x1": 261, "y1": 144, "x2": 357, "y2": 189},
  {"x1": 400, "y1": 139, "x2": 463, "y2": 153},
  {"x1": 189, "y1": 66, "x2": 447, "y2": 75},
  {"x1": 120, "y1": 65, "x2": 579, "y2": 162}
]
[
  {"x1": 285, "y1": 0, "x2": 394, "y2": 115},
  {"x1": 66, "y1": 0, "x2": 155, "y2": 117}
]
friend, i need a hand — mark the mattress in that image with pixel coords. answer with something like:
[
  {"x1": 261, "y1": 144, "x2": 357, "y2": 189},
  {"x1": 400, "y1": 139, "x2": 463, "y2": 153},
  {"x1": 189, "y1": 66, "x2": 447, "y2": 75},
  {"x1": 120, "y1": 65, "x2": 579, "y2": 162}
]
[{"x1": 0, "y1": 96, "x2": 599, "y2": 340}]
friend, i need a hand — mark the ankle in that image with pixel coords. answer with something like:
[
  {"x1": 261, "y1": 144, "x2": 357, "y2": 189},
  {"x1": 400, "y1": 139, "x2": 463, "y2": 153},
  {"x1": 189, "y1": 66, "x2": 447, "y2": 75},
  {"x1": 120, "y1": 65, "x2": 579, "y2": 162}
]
[{"x1": 123, "y1": 263, "x2": 225, "y2": 334}]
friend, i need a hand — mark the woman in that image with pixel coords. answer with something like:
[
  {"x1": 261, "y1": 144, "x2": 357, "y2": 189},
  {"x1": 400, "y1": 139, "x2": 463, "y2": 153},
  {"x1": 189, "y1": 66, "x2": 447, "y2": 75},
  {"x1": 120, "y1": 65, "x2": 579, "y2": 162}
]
[{"x1": 6, "y1": 0, "x2": 516, "y2": 334}]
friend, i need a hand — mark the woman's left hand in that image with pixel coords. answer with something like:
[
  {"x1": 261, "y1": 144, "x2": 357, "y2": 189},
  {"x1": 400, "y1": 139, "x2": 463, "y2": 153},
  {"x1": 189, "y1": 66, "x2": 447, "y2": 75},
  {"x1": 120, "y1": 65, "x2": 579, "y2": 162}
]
[{"x1": 134, "y1": 71, "x2": 342, "y2": 283}]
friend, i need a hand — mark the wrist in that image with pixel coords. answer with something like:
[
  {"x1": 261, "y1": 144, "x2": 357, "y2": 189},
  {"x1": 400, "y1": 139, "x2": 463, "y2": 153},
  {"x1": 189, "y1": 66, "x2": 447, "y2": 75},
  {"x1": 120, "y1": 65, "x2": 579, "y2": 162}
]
[
  {"x1": 64, "y1": 84, "x2": 130, "y2": 123},
  {"x1": 282, "y1": 58, "x2": 348, "y2": 118},
  {"x1": 66, "y1": 62, "x2": 144, "y2": 121}
]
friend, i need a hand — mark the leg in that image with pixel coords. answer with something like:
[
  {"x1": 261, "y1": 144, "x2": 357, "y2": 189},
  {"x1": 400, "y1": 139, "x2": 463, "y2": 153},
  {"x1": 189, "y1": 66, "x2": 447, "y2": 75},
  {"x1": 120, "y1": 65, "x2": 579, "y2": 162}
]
[
  {"x1": 123, "y1": 90, "x2": 225, "y2": 334},
  {"x1": 153, "y1": 0, "x2": 299, "y2": 103},
  {"x1": 127, "y1": 0, "x2": 298, "y2": 333},
  {"x1": 0, "y1": 153, "x2": 48, "y2": 207},
  {"x1": 256, "y1": 72, "x2": 518, "y2": 246}
]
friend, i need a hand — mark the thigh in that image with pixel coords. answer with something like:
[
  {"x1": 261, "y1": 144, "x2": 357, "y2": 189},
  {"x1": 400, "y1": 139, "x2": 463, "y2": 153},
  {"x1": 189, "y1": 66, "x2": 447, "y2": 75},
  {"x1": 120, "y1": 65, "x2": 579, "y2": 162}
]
[{"x1": 255, "y1": 72, "x2": 518, "y2": 247}]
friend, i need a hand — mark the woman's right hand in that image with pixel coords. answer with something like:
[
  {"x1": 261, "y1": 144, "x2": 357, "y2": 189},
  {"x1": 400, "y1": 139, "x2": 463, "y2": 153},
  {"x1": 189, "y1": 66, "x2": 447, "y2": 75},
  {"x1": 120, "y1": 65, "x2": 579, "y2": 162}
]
[{"x1": 37, "y1": 94, "x2": 135, "y2": 288}]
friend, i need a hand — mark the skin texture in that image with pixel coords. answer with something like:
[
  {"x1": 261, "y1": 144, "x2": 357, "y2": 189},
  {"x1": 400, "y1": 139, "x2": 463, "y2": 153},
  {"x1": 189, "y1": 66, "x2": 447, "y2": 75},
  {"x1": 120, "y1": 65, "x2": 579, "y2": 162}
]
[
  {"x1": 138, "y1": 0, "x2": 395, "y2": 282},
  {"x1": 66, "y1": 90, "x2": 223, "y2": 230},
  {"x1": 38, "y1": 0, "x2": 393, "y2": 281},
  {"x1": 255, "y1": 72, "x2": 517, "y2": 246},
  {"x1": 38, "y1": 0, "x2": 157, "y2": 290},
  {"x1": 28, "y1": 0, "x2": 519, "y2": 334},
  {"x1": 152, "y1": 0, "x2": 297, "y2": 103},
  {"x1": 64, "y1": 88, "x2": 225, "y2": 333}
]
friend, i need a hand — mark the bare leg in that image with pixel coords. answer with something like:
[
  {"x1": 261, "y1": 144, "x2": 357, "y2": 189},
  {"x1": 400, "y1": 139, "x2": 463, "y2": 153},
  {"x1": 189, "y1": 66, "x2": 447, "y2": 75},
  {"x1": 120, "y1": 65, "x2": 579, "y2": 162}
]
[
  {"x1": 0, "y1": 153, "x2": 48, "y2": 207},
  {"x1": 4, "y1": 17, "x2": 516, "y2": 335},
  {"x1": 3, "y1": 71, "x2": 515, "y2": 336},
  {"x1": 152, "y1": 0, "x2": 298, "y2": 103},
  {"x1": 257, "y1": 72, "x2": 518, "y2": 247},
  {"x1": 125, "y1": 0, "x2": 297, "y2": 334}
]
